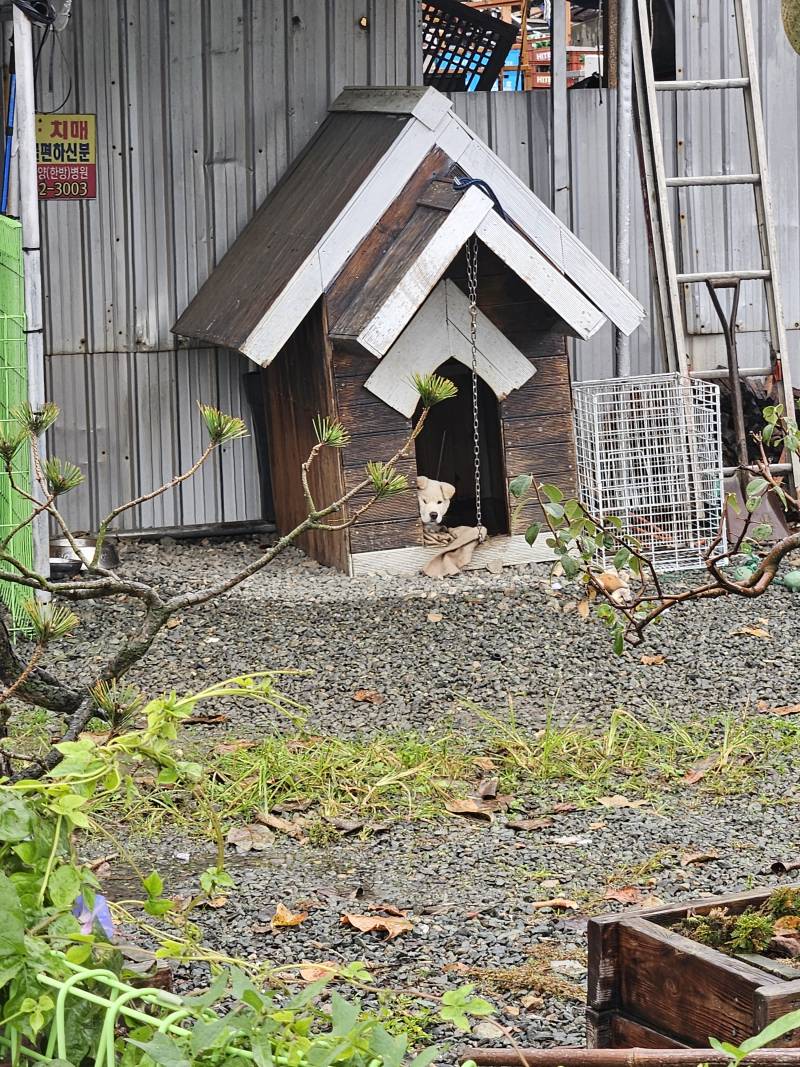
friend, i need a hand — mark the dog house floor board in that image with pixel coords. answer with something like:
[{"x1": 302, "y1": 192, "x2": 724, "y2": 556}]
[{"x1": 349, "y1": 532, "x2": 556, "y2": 577}]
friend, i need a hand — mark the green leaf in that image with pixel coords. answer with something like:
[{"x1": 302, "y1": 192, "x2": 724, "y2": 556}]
[
  {"x1": 190, "y1": 1017, "x2": 229, "y2": 1056},
  {"x1": 562, "y1": 556, "x2": 580, "y2": 580},
  {"x1": 613, "y1": 629, "x2": 625, "y2": 656},
  {"x1": 126, "y1": 1032, "x2": 191, "y2": 1067},
  {"x1": 142, "y1": 870, "x2": 164, "y2": 898},
  {"x1": 736, "y1": 1009, "x2": 800, "y2": 1056},
  {"x1": 543, "y1": 501, "x2": 565, "y2": 522},
  {"x1": 48, "y1": 864, "x2": 81, "y2": 909},
  {"x1": 330, "y1": 991, "x2": 360, "y2": 1036},
  {"x1": 726, "y1": 491, "x2": 742, "y2": 515},
  {"x1": 144, "y1": 898, "x2": 175, "y2": 917},
  {"x1": 745, "y1": 476, "x2": 768, "y2": 498},
  {"x1": 540, "y1": 483, "x2": 564, "y2": 503},
  {"x1": 613, "y1": 548, "x2": 632, "y2": 571},
  {"x1": 508, "y1": 474, "x2": 533, "y2": 500},
  {"x1": 410, "y1": 1047, "x2": 442, "y2": 1067},
  {"x1": 0, "y1": 872, "x2": 25, "y2": 959},
  {"x1": 525, "y1": 522, "x2": 542, "y2": 546},
  {"x1": 0, "y1": 793, "x2": 35, "y2": 843},
  {"x1": 368, "y1": 1024, "x2": 407, "y2": 1067}
]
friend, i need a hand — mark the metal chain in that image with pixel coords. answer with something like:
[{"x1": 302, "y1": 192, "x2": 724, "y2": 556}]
[{"x1": 466, "y1": 235, "x2": 485, "y2": 542}]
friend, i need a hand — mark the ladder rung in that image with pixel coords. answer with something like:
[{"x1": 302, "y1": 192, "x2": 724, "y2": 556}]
[
  {"x1": 655, "y1": 78, "x2": 750, "y2": 91},
  {"x1": 722, "y1": 463, "x2": 791, "y2": 477},
  {"x1": 677, "y1": 269, "x2": 770, "y2": 283},
  {"x1": 665, "y1": 174, "x2": 759, "y2": 188},
  {"x1": 691, "y1": 366, "x2": 772, "y2": 381}
]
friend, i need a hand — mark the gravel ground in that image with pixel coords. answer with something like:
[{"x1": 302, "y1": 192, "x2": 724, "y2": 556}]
[
  {"x1": 53, "y1": 534, "x2": 800, "y2": 735},
  {"x1": 53, "y1": 536, "x2": 800, "y2": 1060}
]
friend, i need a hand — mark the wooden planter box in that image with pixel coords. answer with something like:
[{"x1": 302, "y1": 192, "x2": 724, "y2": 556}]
[{"x1": 588, "y1": 887, "x2": 800, "y2": 1049}]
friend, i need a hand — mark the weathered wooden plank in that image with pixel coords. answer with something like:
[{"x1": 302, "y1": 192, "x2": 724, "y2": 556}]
[
  {"x1": 348, "y1": 515, "x2": 422, "y2": 552},
  {"x1": 263, "y1": 301, "x2": 348, "y2": 571},
  {"x1": 755, "y1": 980, "x2": 800, "y2": 1040},
  {"x1": 586, "y1": 1008, "x2": 691, "y2": 1050},
  {"x1": 476, "y1": 210, "x2": 606, "y2": 341},
  {"x1": 364, "y1": 281, "x2": 535, "y2": 417},
  {"x1": 342, "y1": 429, "x2": 413, "y2": 470},
  {"x1": 343, "y1": 456, "x2": 418, "y2": 524},
  {"x1": 350, "y1": 531, "x2": 556, "y2": 577},
  {"x1": 357, "y1": 186, "x2": 494, "y2": 356},
  {"x1": 335, "y1": 376, "x2": 411, "y2": 435},
  {"x1": 331, "y1": 346, "x2": 377, "y2": 380},
  {"x1": 632, "y1": 887, "x2": 781, "y2": 927},
  {"x1": 438, "y1": 113, "x2": 646, "y2": 335},
  {"x1": 588, "y1": 915, "x2": 622, "y2": 1015},
  {"x1": 329, "y1": 86, "x2": 453, "y2": 130},
  {"x1": 326, "y1": 148, "x2": 453, "y2": 328},
  {"x1": 501, "y1": 352, "x2": 571, "y2": 419},
  {"x1": 616, "y1": 917, "x2": 769, "y2": 1047},
  {"x1": 502, "y1": 411, "x2": 575, "y2": 451}
]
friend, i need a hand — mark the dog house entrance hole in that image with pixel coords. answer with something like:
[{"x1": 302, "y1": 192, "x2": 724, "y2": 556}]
[{"x1": 414, "y1": 359, "x2": 508, "y2": 534}]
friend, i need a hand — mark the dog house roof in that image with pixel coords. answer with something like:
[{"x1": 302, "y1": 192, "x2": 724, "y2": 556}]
[{"x1": 173, "y1": 87, "x2": 645, "y2": 366}]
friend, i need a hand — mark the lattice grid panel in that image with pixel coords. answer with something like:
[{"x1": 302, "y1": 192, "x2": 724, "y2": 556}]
[
  {"x1": 573, "y1": 373, "x2": 726, "y2": 573},
  {"x1": 421, "y1": 0, "x2": 518, "y2": 90}
]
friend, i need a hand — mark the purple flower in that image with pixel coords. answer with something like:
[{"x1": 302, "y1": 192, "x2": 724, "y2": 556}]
[{"x1": 73, "y1": 893, "x2": 115, "y2": 940}]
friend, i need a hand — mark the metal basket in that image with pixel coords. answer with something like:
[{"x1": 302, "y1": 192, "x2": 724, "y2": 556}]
[{"x1": 573, "y1": 373, "x2": 726, "y2": 573}]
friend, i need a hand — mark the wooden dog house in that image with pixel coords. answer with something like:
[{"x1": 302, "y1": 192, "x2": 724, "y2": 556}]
[{"x1": 174, "y1": 87, "x2": 644, "y2": 576}]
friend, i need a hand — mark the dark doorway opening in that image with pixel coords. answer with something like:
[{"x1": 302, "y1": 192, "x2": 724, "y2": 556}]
[{"x1": 414, "y1": 359, "x2": 509, "y2": 535}]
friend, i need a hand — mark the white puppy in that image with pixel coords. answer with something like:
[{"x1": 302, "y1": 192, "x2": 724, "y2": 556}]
[{"x1": 416, "y1": 476, "x2": 456, "y2": 533}]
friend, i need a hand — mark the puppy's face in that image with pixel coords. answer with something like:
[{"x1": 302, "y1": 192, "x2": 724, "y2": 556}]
[{"x1": 416, "y1": 476, "x2": 456, "y2": 525}]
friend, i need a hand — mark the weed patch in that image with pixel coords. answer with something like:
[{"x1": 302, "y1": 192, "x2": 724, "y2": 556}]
[{"x1": 28, "y1": 705, "x2": 800, "y2": 841}]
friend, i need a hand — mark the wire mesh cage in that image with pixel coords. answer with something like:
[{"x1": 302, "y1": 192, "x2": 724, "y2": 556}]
[
  {"x1": 0, "y1": 217, "x2": 34, "y2": 630},
  {"x1": 573, "y1": 373, "x2": 726, "y2": 573},
  {"x1": 421, "y1": 0, "x2": 518, "y2": 90}
]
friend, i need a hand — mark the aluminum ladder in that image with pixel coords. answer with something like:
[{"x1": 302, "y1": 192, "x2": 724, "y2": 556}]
[{"x1": 631, "y1": 0, "x2": 800, "y2": 487}]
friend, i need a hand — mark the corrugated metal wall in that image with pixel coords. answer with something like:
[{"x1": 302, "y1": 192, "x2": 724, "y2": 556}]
[
  {"x1": 37, "y1": 0, "x2": 422, "y2": 530},
  {"x1": 35, "y1": 1, "x2": 800, "y2": 531}
]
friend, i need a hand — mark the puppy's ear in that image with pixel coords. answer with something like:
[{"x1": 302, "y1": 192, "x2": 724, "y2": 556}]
[
  {"x1": 416, "y1": 476, "x2": 429, "y2": 490},
  {"x1": 441, "y1": 482, "x2": 456, "y2": 500}
]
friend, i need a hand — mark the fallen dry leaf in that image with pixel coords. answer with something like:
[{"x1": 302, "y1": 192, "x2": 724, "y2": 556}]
[
  {"x1": 597, "y1": 795, "x2": 648, "y2": 809},
  {"x1": 486, "y1": 559, "x2": 504, "y2": 575},
  {"x1": 758, "y1": 701, "x2": 800, "y2": 717},
  {"x1": 477, "y1": 777, "x2": 499, "y2": 799},
  {"x1": 445, "y1": 795, "x2": 511, "y2": 820},
  {"x1": 683, "y1": 754, "x2": 718, "y2": 785},
  {"x1": 226, "y1": 824, "x2": 274, "y2": 854},
  {"x1": 472, "y1": 756, "x2": 498, "y2": 772},
  {"x1": 353, "y1": 689, "x2": 384, "y2": 705},
  {"x1": 340, "y1": 913, "x2": 413, "y2": 940},
  {"x1": 604, "y1": 886, "x2": 646, "y2": 905},
  {"x1": 185, "y1": 713, "x2": 229, "y2": 726},
  {"x1": 531, "y1": 898, "x2": 579, "y2": 911},
  {"x1": 521, "y1": 992, "x2": 545, "y2": 1010},
  {"x1": 165, "y1": 617, "x2": 182, "y2": 629},
  {"x1": 577, "y1": 598, "x2": 591, "y2": 620},
  {"x1": 213, "y1": 739, "x2": 257, "y2": 756},
  {"x1": 202, "y1": 895, "x2": 229, "y2": 909},
  {"x1": 427, "y1": 611, "x2": 443, "y2": 623},
  {"x1": 256, "y1": 811, "x2": 307, "y2": 842},
  {"x1": 588, "y1": 821, "x2": 607, "y2": 831},
  {"x1": 640, "y1": 654, "x2": 666, "y2": 666},
  {"x1": 733, "y1": 625, "x2": 771, "y2": 639},
  {"x1": 272, "y1": 903, "x2": 309, "y2": 929},
  {"x1": 551, "y1": 802, "x2": 579, "y2": 814},
  {"x1": 507, "y1": 817, "x2": 554, "y2": 832},
  {"x1": 298, "y1": 962, "x2": 338, "y2": 982},
  {"x1": 680, "y1": 849, "x2": 720, "y2": 867},
  {"x1": 364, "y1": 902, "x2": 408, "y2": 918}
]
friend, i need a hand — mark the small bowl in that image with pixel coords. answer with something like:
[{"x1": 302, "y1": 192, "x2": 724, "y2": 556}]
[
  {"x1": 50, "y1": 537, "x2": 120, "y2": 570},
  {"x1": 49, "y1": 557, "x2": 82, "y2": 580}
]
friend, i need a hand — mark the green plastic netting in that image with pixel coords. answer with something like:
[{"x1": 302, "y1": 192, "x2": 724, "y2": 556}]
[{"x1": 0, "y1": 216, "x2": 34, "y2": 631}]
